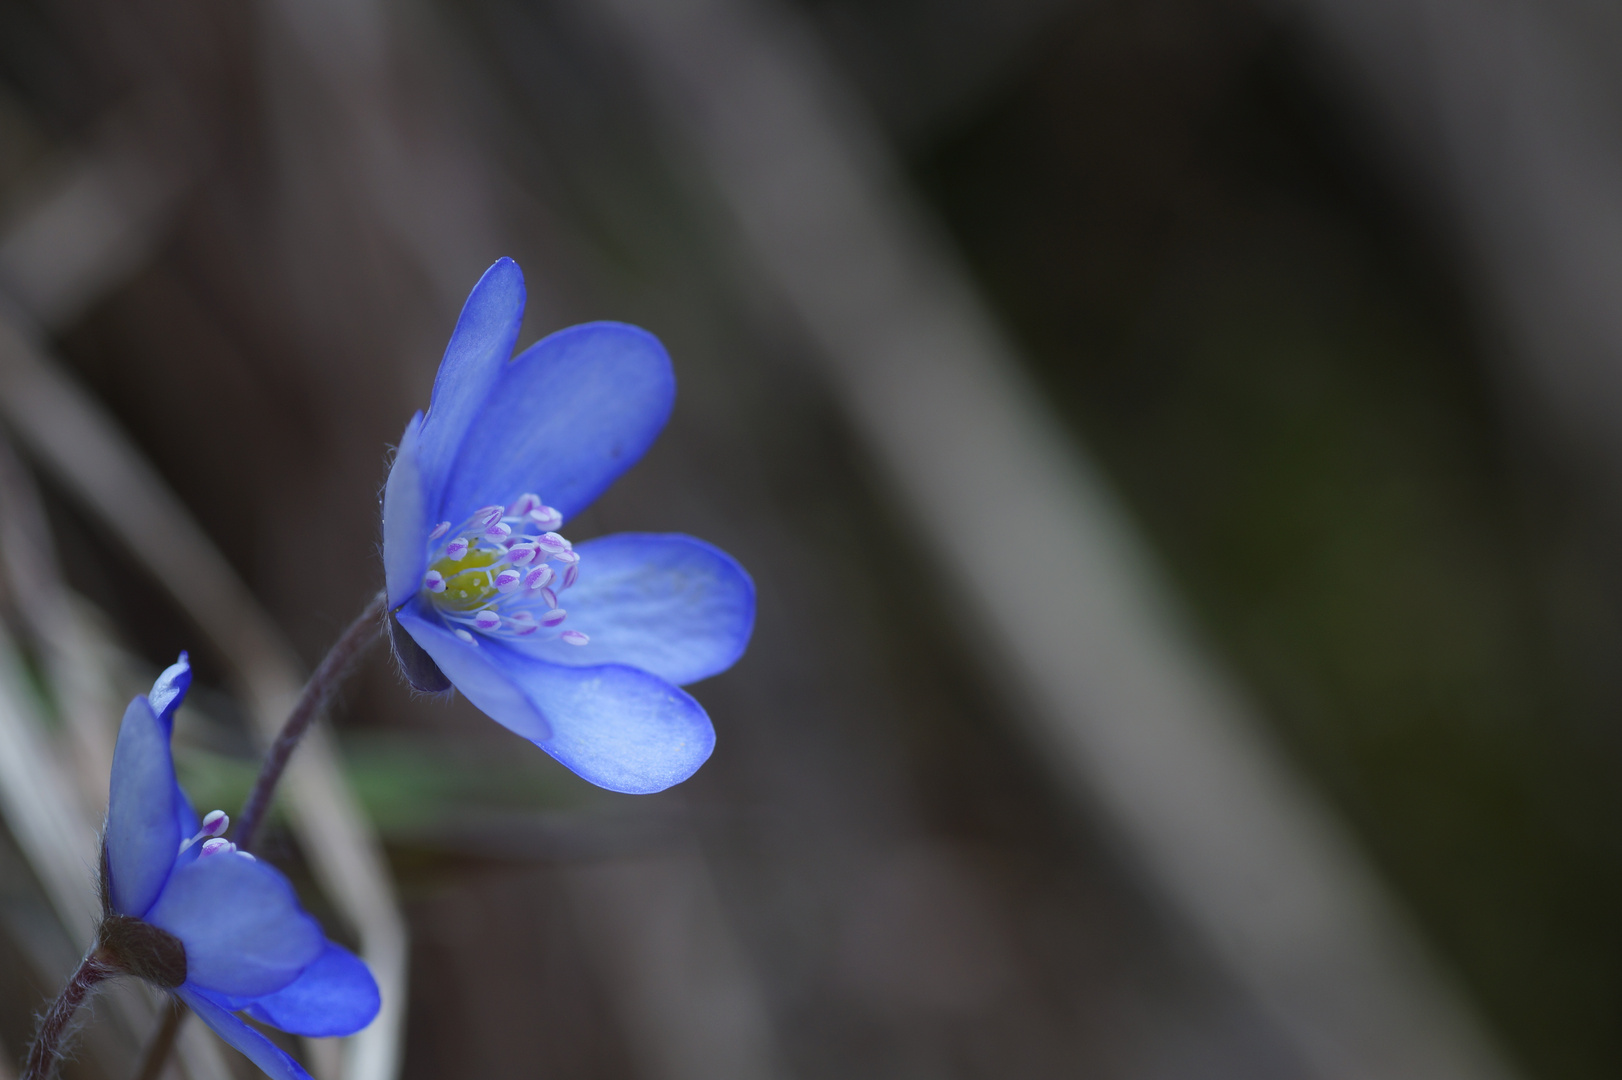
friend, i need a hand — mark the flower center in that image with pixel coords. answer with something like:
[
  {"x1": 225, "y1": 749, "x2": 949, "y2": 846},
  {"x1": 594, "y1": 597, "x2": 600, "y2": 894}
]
[{"x1": 419, "y1": 494, "x2": 590, "y2": 647}]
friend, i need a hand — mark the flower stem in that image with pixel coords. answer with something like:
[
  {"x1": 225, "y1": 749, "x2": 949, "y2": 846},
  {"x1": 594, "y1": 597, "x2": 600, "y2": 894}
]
[
  {"x1": 128, "y1": 998, "x2": 186, "y2": 1080},
  {"x1": 23, "y1": 950, "x2": 115, "y2": 1080},
  {"x1": 234, "y1": 591, "x2": 386, "y2": 851}
]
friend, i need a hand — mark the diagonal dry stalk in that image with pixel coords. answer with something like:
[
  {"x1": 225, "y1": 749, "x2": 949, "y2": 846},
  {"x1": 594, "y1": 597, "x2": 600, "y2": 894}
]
[
  {"x1": 0, "y1": 430, "x2": 234, "y2": 1080},
  {"x1": 0, "y1": 316, "x2": 407, "y2": 1080}
]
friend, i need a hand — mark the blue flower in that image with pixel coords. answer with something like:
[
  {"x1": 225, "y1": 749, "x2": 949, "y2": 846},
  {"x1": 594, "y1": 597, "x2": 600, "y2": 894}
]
[
  {"x1": 102, "y1": 655, "x2": 379, "y2": 1080},
  {"x1": 381, "y1": 258, "x2": 755, "y2": 794}
]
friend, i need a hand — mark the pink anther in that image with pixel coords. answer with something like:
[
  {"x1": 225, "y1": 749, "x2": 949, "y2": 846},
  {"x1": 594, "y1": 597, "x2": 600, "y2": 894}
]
[
  {"x1": 561, "y1": 563, "x2": 579, "y2": 590},
  {"x1": 541, "y1": 608, "x2": 568, "y2": 628},
  {"x1": 560, "y1": 630, "x2": 590, "y2": 646},
  {"x1": 476, "y1": 505, "x2": 505, "y2": 528},
  {"x1": 525, "y1": 565, "x2": 554, "y2": 590},
  {"x1": 485, "y1": 521, "x2": 512, "y2": 540},
  {"x1": 201, "y1": 810, "x2": 229, "y2": 838},
  {"x1": 540, "y1": 586, "x2": 558, "y2": 608},
  {"x1": 529, "y1": 505, "x2": 564, "y2": 530},
  {"x1": 508, "y1": 493, "x2": 543, "y2": 516},
  {"x1": 507, "y1": 544, "x2": 538, "y2": 566},
  {"x1": 474, "y1": 609, "x2": 502, "y2": 631},
  {"x1": 429, "y1": 521, "x2": 452, "y2": 540},
  {"x1": 537, "y1": 532, "x2": 571, "y2": 556},
  {"x1": 200, "y1": 838, "x2": 236, "y2": 858},
  {"x1": 495, "y1": 568, "x2": 522, "y2": 593},
  {"x1": 445, "y1": 537, "x2": 470, "y2": 561},
  {"x1": 424, "y1": 570, "x2": 446, "y2": 593},
  {"x1": 454, "y1": 628, "x2": 477, "y2": 645}
]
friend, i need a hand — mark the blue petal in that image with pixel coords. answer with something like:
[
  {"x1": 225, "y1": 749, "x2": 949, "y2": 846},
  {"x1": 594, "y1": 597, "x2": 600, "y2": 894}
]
[
  {"x1": 149, "y1": 653, "x2": 192, "y2": 729},
  {"x1": 146, "y1": 854, "x2": 323, "y2": 997},
  {"x1": 398, "y1": 604, "x2": 715, "y2": 793},
  {"x1": 505, "y1": 533, "x2": 754, "y2": 685},
  {"x1": 106, "y1": 697, "x2": 181, "y2": 919},
  {"x1": 394, "y1": 604, "x2": 551, "y2": 742},
  {"x1": 178, "y1": 986, "x2": 314, "y2": 1080},
  {"x1": 383, "y1": 412, "x2": 428, "y2": 609},
  {"x1": 243, "y1": 942, "x2": 380, "y2": 1037},
  {"x1": 436, "y1": 322, "x2": 675, "y2": 523},
  {"x1": 416, "y1": 258, "x2": 526, "y2": 511},
  {"x1": 484, "y1": 650, "x2": 715, "y2": 794},
  {"x1": 147, "y1": 652, "x2": 203, "y2": 844}
]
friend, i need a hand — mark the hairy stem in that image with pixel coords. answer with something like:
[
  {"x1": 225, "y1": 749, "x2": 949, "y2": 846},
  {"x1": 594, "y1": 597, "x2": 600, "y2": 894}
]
[
  {"x1": 23, "y1": 951, "x2": 115, "y2": 1080},
  {"x1": 128, "y1": 998, "x2": 186, "y2": 1080},
  {"x1": 234, "y1": 591, "x2": 386, "y2": 851}
]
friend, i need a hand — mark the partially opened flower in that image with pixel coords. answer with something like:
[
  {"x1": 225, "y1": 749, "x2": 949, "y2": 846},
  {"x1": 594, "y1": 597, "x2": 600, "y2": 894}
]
[
  {"x1": 382, "y1": 258, "x2": 754, "y2": 793},
  {"x1": 100, "y1": 655, "x2": 378, "y2": 1080}
]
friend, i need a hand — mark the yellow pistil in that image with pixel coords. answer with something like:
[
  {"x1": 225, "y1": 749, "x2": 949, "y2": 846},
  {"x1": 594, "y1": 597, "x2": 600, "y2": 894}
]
[{"x1": 429, "y1": 547, "x2": 503, "y2": 611}]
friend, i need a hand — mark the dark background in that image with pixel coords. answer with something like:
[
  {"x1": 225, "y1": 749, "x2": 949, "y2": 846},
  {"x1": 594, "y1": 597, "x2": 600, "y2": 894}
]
[{"x1": 2, "y1": 0, "x2": 1621, "y2": 1078}]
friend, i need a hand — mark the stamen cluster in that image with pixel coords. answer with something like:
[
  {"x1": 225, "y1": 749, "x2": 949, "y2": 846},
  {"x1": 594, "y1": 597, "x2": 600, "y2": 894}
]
[
  {"x1": 421, "y1": 493, "x2": 589, "y2": 646},
  {"x1": 177, "y1": 810, "x2": 256, "y2": 861}
]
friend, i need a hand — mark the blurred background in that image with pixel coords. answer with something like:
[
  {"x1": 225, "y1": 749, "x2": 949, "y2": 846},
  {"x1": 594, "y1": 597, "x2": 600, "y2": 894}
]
[{"x1": 2, "y1": 0, "x2": 1622, "y2": 1078}]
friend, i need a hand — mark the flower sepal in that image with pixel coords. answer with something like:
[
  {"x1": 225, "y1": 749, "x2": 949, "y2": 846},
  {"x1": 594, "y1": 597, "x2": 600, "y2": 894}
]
[
  {"x1": 388, "y1": 610, "x2": 451, "y2": 692},
  {"x1": 97, "y1": 914, "x2": 187, "y2": 990}
]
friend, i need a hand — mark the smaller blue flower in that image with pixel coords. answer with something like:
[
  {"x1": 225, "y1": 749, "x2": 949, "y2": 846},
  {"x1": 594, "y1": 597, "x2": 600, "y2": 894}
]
[
  {"x1": 382, "y1": 258, "x2": 755, "y2": 794},
  {"x1": 102, "y1": 655, "x2": 379, "y2": 1080}
]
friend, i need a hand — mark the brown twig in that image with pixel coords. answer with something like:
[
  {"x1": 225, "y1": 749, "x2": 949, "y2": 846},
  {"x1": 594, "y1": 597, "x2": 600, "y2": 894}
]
[
  {"x1": 22, "y1": 951, "x2": 115, "y2": 1080},
  {"x1": 233, "y1": 591, "x2": 387, "y2": 852}
]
